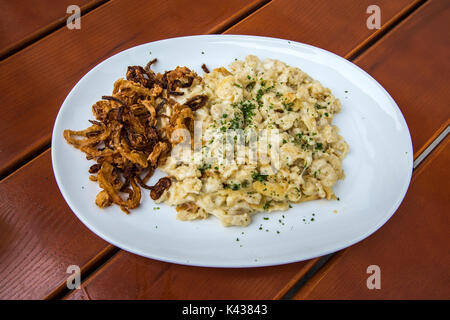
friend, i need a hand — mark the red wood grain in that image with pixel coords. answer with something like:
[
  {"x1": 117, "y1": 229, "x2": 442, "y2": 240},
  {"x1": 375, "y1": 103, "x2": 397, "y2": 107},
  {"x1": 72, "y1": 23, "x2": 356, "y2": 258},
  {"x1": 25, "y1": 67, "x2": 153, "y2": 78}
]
[
  {"x1": 65, "y1": 253, "x2": 317, "y2": 299},
  {"x1": 226, "y1": 0, "x2": 450, "y2": 156},
  {"x1": 291, "y1": 0, "x2": 450, "y2": 298},
  {"x1": 0, "y1": 150, "x2": 115, "y2": 299},
  {"x1": 225, "y1": 0, "x2": 416, "y2": 57},
  {"x1": 0, "y1": 0, "x2": 269, "y2": 300},
  {"x1": 0, "y1": 0, "x2": 268, "y2": 178},
  {"x1": 1, "y1": 0, "x2": 446, "y2": 300},
  {"x1": 353, "y1": 0, "x2": 450, "y2": 156},
  {"x1": 294, "y1": 136, "x2": 450, "y2": 299},
  {"x1": 63, "y1": 1, "x2": 446, "y2": 300},
  {"x1": 0, "y1": 0, "x2": 99, "y2": 55}
]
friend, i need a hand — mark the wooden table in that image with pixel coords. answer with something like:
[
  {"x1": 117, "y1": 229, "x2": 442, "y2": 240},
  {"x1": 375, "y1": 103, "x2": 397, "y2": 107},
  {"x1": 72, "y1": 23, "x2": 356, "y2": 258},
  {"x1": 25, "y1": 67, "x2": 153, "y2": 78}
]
[{"x1": 0, "y1": 0, "x2": 448, "y2": 300}]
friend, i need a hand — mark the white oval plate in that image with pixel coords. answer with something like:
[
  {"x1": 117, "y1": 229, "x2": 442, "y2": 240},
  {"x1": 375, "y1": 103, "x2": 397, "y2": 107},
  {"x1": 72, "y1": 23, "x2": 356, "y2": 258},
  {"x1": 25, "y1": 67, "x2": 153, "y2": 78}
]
[{"x1": 52, "y1": 35, "x2": 413, "y2": 267}]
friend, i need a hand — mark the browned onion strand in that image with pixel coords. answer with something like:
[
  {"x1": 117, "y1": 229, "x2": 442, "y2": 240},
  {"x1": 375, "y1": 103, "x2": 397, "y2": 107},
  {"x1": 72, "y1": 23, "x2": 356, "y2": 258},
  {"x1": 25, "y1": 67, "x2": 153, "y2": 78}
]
[
  {"x1": 201, "y1": 64, "x2": 210, "y2": 73},
  {"x1": 168, "y1": 90, "x2": 184, "y2": 96},
  {"x1": 185, "y1": 95, "x2": 208, "y2": 111},
  {"x1": 150, "y1": 177, "x2": 172, "y2": 200}
]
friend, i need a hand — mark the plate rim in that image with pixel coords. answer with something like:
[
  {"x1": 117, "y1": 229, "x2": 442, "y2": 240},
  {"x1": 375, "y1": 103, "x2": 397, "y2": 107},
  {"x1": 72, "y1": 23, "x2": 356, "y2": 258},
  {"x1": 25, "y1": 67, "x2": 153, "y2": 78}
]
[{"x1": 51, "y1": 34, "x2": 414, "y2": 267}]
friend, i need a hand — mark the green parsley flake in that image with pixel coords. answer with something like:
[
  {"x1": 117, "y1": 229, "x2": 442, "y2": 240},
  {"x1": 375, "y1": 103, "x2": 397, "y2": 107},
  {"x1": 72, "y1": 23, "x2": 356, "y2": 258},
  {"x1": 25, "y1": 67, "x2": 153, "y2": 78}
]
[{"x1": 252, "y1": 172, "x2": 268, "y2": 182}]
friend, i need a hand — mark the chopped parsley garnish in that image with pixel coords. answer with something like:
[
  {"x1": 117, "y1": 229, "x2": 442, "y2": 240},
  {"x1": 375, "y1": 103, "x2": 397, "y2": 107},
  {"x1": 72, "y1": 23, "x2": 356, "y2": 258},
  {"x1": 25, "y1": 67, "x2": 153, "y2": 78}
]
[
  {"x1": 282, "y1": 101, "x2": 294, "y2": 111},
  {"x1": 198, "y1": 163, "x2": 211, "y2": 174},
  {"x1": 252, "y1": 172, "x2": 268, "y2": 182},
  {"x1": 223, "y1": 182, "x2": 243, "y2": 191},
  {"x1": 256, "y1": 88, "x2": 264, "y2": 104},
  {"x1": 228, "y1": 115, "x2": 243, "y2": 130},
  {"x1": 314, "y1": 103, "x2": 327, "y2": 110},
  {"x1": 255, "y1": 84, "x2": 274, "y2": 105},
  {"x1": 246, "y1": 81, "x2": 256, "y2": 91},
  {"x1": 239, "y1": 100, "x2": 256, "y2": 126}
]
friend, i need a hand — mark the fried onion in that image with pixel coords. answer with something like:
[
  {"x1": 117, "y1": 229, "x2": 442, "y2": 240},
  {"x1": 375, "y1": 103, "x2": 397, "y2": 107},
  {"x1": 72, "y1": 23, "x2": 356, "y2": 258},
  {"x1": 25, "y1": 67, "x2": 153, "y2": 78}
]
[{"x1": 64, "y1": 59, "x2": 208, "y2": 213}]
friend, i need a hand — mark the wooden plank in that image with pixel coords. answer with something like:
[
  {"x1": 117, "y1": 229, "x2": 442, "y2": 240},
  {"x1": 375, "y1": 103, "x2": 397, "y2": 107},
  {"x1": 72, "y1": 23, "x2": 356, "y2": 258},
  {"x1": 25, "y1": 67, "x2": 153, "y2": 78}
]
[
  {"x1": 225, "y1": 0, "x2": 417, "y2": 57},
  {"x1": 294, "y1": 135, "x2": 450, "y2": 299},
  {"x1": 0, "y1": 0, "x2": 269, "y2": 300},
  {"x1": 0, "y1": 150, "x2": 115, "y2": 299},
  {"x1": 65, "y1": 253, "x2": 317, "y2": 299},
  {"x1": 292, "y1": 0, "x2": 450, "y2": 299},
  {"x1": 227, "y1": 0, "x2": 450, "y2": 157},
  {"x1": 2, "y1": 0, "x2": 438, "y2": 300},
  {"x1": 352, "y1": 0, "x2": 450, "y2": 157},
  {"x1": 0, "y1": 0, "x2": 99, "y2": 57},
  {"x1": 0, "y1": 0, "x2": 269, "y2": 178},
  {"x1": 226, "y1": 0, "x2": 450, "y2": 156},
  {"x1": 63, "y1": 0, "x2": 432, "y2": 300}
]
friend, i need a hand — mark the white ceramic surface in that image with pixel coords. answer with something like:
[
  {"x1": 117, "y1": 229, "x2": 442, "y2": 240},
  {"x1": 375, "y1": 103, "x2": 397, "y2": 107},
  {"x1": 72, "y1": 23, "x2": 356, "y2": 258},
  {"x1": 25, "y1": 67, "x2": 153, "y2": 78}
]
[{"x1": 51, "y1": 35, "x2": 413, "y2": 267}]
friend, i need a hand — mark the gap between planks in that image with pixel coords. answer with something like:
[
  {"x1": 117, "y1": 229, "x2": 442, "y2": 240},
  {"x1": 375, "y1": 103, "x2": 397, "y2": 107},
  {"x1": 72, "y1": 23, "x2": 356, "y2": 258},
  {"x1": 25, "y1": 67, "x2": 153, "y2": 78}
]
[
  {"x1": 0, "y1": 0, "x2": 272, "y2": 181},
  {"x1": 281, "y1": 125, "x2": 449, "y2": 299},
  {"x1": 239, "y1": 0, "x2": 433, "y2": 300},
  {"x1": 3, "y1": 0, "x2": 435, "y2": 300},
  {"x1": 0, "y1": 0, "x2": 427, "y2": 181},
  {"x1": 45, "y1": 245, "x2": 119, "y2": 300},
  {"x1": 0, "y1": 0, "x2": 110, "y2": 61},
  {"x1": 39, "y1": 0, "x2": 276, "y2": 300}
]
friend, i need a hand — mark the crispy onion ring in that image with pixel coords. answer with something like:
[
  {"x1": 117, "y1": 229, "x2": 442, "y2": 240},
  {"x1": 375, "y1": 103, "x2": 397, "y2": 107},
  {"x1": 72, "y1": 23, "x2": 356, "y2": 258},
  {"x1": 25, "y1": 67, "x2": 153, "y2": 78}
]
[
  {"x1": 64, "y1": 58, "x2": 208, "y2": 214},
  {"x1": 185, "y1": 95, "x2": 208, "y2": 111}
]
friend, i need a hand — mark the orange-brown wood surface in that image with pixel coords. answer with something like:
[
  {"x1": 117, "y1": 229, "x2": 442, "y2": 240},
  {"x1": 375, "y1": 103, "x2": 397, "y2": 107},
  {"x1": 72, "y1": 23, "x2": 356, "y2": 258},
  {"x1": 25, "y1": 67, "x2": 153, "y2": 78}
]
[
  {"x1": 0, "y1": 0, "x2": 416, "y2": 179},
  {"x1": 65, "y1": 253, "x2": 317, "y2": 299},
  {"x1": 291, "y1": 1, "x2": 450, "y2": 298},
  {"x1": 62, "y1": 0, "x2": 447, "y2": 300},
  {"x1": 0, "y1": 0, "x2": 98, "y2": 56},
  {"x1": 0, "y1": 150, "x2": 114, "y2": 299},
  {"x1": 294, "y1": 136, "x2": 450, "y2": 299},
  {"x1": 0, "y1": 0, "x2": 448, "y2": 300},
  {"x1": 0, "y1": 0, "x2": 268, "y2": 178},
  {"x1": 225, "y1": 0, "x2": 416, "y2": 57},
  {"x1": 352, "y1": 0, "x2": 450, "y2": 156},
  {"x1": 227, "y1": 0, "x2": 450, "y2": 156},
  {"x1": 0, "y1": 0, "x2": 268, "y2": 300}
]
